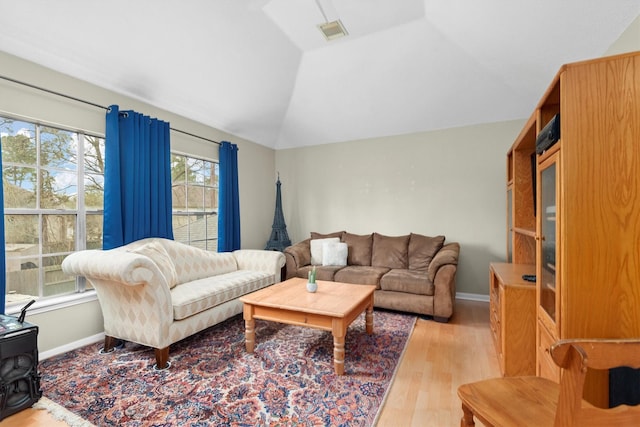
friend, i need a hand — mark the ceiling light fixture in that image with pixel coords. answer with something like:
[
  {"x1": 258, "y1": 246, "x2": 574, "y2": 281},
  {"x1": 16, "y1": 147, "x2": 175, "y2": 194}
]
[{"x1": 315, "y1": 0, "x2": 348, "y2": 41}]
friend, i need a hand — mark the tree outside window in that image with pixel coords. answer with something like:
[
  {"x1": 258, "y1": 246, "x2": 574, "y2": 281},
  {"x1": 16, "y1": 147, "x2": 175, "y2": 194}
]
[{"x1": 1, "y1": 117, "x2": 104, "y2": 307}]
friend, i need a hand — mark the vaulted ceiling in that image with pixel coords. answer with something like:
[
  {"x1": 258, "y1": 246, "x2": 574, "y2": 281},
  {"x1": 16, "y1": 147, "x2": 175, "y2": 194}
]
[{"x1": 1, "y1": 1, "x2": 639, "y2": 149}]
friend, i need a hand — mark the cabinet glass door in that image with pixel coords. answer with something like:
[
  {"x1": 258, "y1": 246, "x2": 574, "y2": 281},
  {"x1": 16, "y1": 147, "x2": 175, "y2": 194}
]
[{"x1": 539, "y1": 158, "x2": 557, "y2": 322}]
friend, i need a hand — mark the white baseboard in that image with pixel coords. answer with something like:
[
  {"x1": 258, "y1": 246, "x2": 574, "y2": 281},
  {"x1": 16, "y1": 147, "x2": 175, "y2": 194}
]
[
  {"x1": 39, "y1": 332, "x2": 104, "y2": 361},
  {"x1": 456, "y1": 292, "x2": 489, "y2": 303}
]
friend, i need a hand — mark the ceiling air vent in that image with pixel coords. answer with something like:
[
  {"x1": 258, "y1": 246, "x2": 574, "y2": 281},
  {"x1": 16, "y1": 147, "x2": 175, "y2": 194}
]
[{"x1": 318, "y1": 19, "x2": 348, "y2": 41}]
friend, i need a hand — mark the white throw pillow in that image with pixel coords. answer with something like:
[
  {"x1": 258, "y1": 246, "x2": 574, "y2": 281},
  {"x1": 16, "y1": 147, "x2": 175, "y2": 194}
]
[
  {"x1": 129, "y1": 241, "x2": 178, "y2": 289},
  {"x1": 322, "y1": 241, "x2": 348, "y2": 266},
  {"x1": 310, "y1": 238, "x2": 340, "y2": 265}
]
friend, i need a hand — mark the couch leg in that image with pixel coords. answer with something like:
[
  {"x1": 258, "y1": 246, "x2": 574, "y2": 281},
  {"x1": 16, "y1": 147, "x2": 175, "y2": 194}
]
[
  {"x1": 101, "y1": 335, "x2": 123, "y2": 354},
  {"x1": 154, "y1": 347, "x2": 170, "y2": 370},
  {"x1": 433, "y1": 316, "x2": 449, "y2": 323}
]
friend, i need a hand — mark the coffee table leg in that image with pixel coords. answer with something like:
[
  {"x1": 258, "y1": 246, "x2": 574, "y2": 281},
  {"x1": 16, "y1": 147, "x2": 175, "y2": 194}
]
[
  {"x1": 333, "y1": 334, "x2": 345, "y2": 375},
  {"x1": 243, "y1": 303, "x2": 256, "y2": 353},
  {"x1": 244, "y1": 319, "x2": 255, "y2": 353},
  {"x1": 365, "y1": 304, "x2": 374, "y2": 334}
]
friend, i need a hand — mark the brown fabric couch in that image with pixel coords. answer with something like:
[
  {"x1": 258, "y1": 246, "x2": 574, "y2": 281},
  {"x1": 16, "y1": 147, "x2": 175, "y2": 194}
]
[{"x1": 284, "y1": 231, "x2": 460, "y2": 322}]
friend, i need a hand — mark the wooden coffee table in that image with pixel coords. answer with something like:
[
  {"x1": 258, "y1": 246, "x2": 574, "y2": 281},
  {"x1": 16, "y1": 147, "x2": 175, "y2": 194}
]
[{"x1": 239, "y1": 277, "x2": 376, "y2": 375}]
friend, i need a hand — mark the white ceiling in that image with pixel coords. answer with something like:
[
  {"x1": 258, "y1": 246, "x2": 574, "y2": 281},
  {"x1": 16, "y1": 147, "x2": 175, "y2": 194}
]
[{"x1": 1, "y1": 1, "x2": 639, "y2": 150}]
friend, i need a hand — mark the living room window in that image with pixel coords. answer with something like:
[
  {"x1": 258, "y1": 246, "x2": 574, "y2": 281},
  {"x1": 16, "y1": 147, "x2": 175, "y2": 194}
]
[
  {"x1": 1, "y1": 116, "x2": 219, "y2": 310},
  {"x1": 170, "y1": 154, "x2": 219, "y2": 251},
  {"x1": 1, "y1": 116, "x2": 105, "y2": 309}
]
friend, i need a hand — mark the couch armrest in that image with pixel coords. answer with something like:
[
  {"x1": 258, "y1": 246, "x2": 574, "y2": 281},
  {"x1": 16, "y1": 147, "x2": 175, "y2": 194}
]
[
  {"x1": 428, "y1": 242, "x2": 460, "y2": 320},
  {"x1": 283, "y1": 239, "x2": 311, "y2": 279},
  {"x1": 62, "y1": 249, "x2": 170, "y2": 289},
  {"x1": 232, "y1": 250, "x2": 286, "y2": 281},
  {"x1": 61, "y1": 249, "x2": 174, "y2": 347},
  {"x1": 428, "y1": 242, "x2": 459, "y2": 281}
]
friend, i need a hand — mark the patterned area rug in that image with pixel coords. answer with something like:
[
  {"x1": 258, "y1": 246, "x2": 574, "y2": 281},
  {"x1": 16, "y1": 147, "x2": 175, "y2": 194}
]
[{"x1": 39, "y1": 310, "x2": 415, "y2": 426}]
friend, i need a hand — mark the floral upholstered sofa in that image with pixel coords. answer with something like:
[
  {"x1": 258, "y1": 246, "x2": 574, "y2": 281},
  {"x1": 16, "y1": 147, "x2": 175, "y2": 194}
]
[
  {"x1": 62, "y1": 237, "x2": 285, "y2": 369},
  {"x1": 284, "y1": 231, "x2": 460, "y2": 322}
]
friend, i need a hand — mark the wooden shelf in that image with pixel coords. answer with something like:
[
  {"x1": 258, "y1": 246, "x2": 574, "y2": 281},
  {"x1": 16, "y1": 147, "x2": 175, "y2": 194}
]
[
  {"x1": 491, "y1": 263, "x2": 535, "y2": 286},
  {"x1": 512, "y1": 227, "x2": 536, "y2": 238},
  {"x1": 507, "y1": 112, "x2": 537, "y2": 265}
]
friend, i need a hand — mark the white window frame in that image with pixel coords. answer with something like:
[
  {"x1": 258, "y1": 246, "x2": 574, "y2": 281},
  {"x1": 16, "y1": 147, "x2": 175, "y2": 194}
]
[{"x1": 2, "y1": 116, "x2": 104, "y2": 313}]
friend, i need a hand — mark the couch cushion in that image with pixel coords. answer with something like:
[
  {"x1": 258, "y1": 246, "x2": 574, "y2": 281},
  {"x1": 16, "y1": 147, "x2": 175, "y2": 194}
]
[
  {"x1": 322, "y1": 241, "x2": 348, "y2": 266},
  {"x1": 380, "y1": 269, "x2": 434, "y2": 296},
  {"x1": 310, "y1": 237, "x2": 340, "y2": 265},
  {"x1": 171, "y1": 270, "x2": 273, "y2": 320},
  {"x1": 128, "y1": 241, "x2": 178, "y2": 289},
  {"x1": 371, "y1": 233, "x2": 410, "y2": 269},
  {"x1": 311, "y1": 231, "x2": 345, "y2": 240},
  {"x1": 408, "y1": 234, "x2": 446, "y2": 271},
  {"x1": 297, "y1": 265, "x2": 344, "y2": 281},
  {"x1": 284, "y1": 239, "x2": 311, "y2": 267},
  {"x1": 342, "y1": 232, "x2": 373, "y2": 266},
  {"x1": 334, "y1": 266, "x2": 390, "y2": 289}
]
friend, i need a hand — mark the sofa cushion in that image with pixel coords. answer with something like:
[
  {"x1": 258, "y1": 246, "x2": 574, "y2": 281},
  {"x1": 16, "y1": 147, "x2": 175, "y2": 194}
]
[
  {"x1": 171, "y1": 270, "x2": 273, "y2": 320},
  {"x1": 342, "y1": 232, "x2": 373, "y2": 266},
  {"x1": 334, "y1": 266, "x2": 390, "y2": 289},
  {"x1": 310, "y1": 231, "x2": 345, "y2": 240},
  {"x1": 380, "y1": 269, "x2": 435, "y2": 296},
  {"x1": 310, "y1": 237, "x2": 340, "y2": 265},
  {"x1": 297, "y1": 265, "x2": 344, "y2": 281},
  {"x1": 322, "y1": 241, "x2": 348, "y2": 266},
  {"x1": 408, "y1": 234, "x2": 446, "y2": 271},
  {"x1": 284, "y1": 239, "x2": 311, "y2": 268},
  {"x1": 128, "y1": 241, "x2": 178, "y2": 289},
  {"x1": 371, "y1": 233, "x2": 410, "y2": 269}
]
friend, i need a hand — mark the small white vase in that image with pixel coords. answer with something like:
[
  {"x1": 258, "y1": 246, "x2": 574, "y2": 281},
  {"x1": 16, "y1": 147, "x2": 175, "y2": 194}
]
[{"x1": 306, "y1": 281, "x2": 318, "y2": 293}]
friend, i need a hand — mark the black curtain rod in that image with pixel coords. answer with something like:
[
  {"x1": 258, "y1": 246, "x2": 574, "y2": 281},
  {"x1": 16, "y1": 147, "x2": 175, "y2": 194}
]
[{"x1": 0, "y1": 74, "x2": 221, "y2": 146}]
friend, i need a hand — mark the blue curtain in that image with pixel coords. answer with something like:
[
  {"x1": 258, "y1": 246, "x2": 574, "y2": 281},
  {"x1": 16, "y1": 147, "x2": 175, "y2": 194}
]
[
  {"x1": 0, "y1": 136, "x2": 6, "y2": 314},
  {"x1": 218, "y1": 141, "x2": 240, "y2": 251},
  {"x1": 103, "y1": 105, "x2": 173, "y2": 249}
]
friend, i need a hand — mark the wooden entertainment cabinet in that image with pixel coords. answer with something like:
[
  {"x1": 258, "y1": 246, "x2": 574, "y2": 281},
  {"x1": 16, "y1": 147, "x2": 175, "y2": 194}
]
[{"x1": 494, "y1": 51, "x2": 640, "y2": 407}]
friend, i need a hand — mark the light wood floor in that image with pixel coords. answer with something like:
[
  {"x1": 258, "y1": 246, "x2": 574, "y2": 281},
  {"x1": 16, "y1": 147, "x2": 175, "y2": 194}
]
[
  {"x1": 376, "y1": 299, "x2": 500, "y2": 426},
  {"x1": 1, "y1": 299, "x2": 498, "y2": 426}
]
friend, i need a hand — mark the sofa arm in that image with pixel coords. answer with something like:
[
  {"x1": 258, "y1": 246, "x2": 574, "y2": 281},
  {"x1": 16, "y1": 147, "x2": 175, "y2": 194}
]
[
  {"x1": 61, "y1": 249, "x2": 174, "y2": 346},
  {"x1": 428, "y1": 242, "x2": 460, "y2": 320},
  {"x1": 233, "y1": 250, "x2": 286, "y2": 281},
  {"x1": 428, "y1": 242, "x2": 459, "y2": 281},
  {"x1": 62, "y1": 249, "x2": 170, "y2": 289},
  {"x1": 283, "y1": 239, "x2": 311, "y2": 279}
]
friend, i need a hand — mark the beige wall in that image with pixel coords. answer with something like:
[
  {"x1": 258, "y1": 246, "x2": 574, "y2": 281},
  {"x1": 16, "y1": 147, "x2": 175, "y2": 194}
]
[
  {"x1": 27, "y1": 299, "x2": 104, "y2": 352},
  {"x1": 276, "y1": 120, "x2": 523, "y2": 296},
  {"x1": 605, "y1": 14, "x2": 640, "y2": 56},
  {"x1": 0, "y1": 51, "x2": 276, "y2": 352}
]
